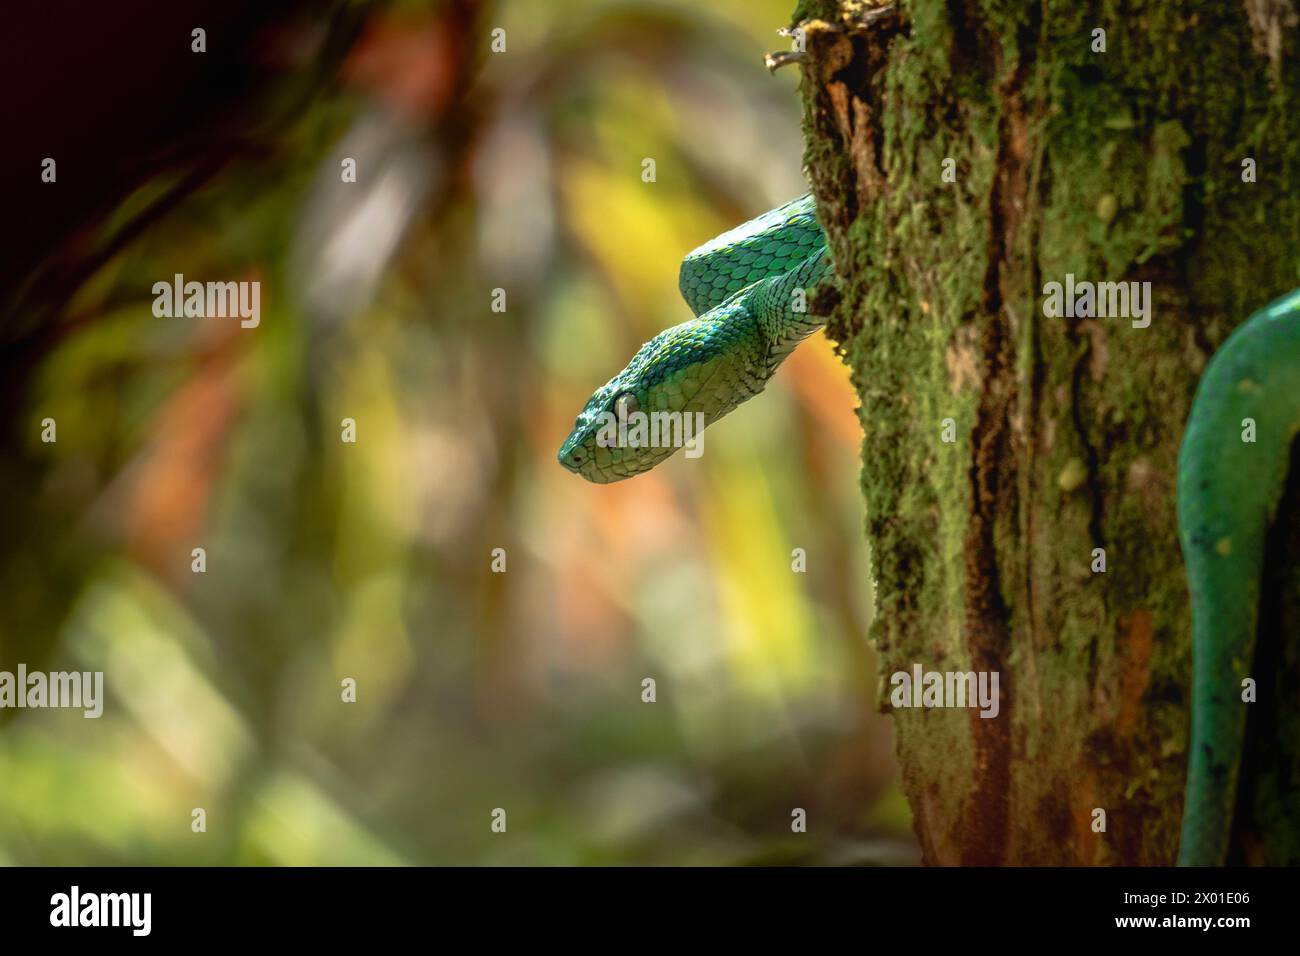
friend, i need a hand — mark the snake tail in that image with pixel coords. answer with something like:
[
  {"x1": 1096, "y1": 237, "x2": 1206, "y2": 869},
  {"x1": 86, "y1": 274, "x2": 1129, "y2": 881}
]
[{"x1": 1177, "y1": 288, "x2": 1300, "y2": 865}]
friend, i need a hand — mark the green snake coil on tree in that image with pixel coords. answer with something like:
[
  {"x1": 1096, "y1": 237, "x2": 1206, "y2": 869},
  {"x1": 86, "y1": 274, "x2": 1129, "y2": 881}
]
[{"x1": 561, "y1": 0, "x2": 1300, "y2": 865}]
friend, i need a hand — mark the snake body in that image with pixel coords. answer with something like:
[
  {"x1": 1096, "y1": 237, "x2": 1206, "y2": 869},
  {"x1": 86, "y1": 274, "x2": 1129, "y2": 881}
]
[
  {"x1": 558, "y1": 194, "x2": 1300, "y2": 866},
  {"x1": 1176, "y1": 288, "x2": 1300, "y2": 865}
]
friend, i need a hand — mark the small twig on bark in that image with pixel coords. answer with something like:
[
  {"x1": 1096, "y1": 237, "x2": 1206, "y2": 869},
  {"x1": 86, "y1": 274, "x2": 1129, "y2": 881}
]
[{"x1": 765, "y1": 49, "x2": 807, "y2": 72}]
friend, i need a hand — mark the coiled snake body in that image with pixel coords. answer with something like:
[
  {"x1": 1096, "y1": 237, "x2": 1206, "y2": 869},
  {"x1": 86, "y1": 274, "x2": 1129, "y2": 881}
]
[{"x1": 558, "y1": 193, "x2": 1300, "y2": 866}]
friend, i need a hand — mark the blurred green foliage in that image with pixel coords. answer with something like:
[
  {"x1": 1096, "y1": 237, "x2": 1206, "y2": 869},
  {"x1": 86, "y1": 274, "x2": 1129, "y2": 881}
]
[{"x1": 0, "y1": 0, "x2": 915, "y2": 865}]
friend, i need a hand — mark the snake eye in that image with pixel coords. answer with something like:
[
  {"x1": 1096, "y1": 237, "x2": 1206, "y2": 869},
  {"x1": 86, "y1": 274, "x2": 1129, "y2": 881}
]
[{"x1": 613, "y1": 391, "x2": 640, "y2": 418}]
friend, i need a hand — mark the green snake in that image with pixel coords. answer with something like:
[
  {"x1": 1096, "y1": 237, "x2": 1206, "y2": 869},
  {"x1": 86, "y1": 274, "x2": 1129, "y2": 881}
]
[{"x1": 557, "y1": 193, "x2": 1300, "y2": 866}]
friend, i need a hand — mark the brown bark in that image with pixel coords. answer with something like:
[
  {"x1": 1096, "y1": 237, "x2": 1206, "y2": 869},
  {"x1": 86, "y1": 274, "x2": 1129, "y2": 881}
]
[{"x1": 797, "y1": 0, "x2": 1300, "y2": 864}]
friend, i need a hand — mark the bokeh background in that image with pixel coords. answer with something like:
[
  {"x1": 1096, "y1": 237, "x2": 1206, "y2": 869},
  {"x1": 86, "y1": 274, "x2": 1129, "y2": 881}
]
[{"x1": 0, "y1": 0, "x2": 914, "y2": 864}]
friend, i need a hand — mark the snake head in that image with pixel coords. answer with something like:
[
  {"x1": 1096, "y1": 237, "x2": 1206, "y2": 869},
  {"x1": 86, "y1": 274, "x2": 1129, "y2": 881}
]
[{"x1": 557, "y1": 308, "x2": 764, "y2": 483}]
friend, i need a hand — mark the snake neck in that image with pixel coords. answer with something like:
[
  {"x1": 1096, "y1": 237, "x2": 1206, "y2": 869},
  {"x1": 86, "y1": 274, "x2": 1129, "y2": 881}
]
[{"x1": 752, "y1": 245, "x2": 834, "y2": 374}]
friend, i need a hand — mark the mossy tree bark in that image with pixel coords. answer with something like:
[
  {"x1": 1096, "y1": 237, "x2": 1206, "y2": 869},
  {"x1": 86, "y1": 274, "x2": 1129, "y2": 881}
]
[{"x1": 795, "y1": 0, "x2": 1300, "y2": 864}]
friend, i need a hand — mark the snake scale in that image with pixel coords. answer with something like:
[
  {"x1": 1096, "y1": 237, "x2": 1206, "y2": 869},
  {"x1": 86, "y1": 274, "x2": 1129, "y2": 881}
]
[{"x1": 557, "y1": 192, "x2": 1300, "y2": 866}]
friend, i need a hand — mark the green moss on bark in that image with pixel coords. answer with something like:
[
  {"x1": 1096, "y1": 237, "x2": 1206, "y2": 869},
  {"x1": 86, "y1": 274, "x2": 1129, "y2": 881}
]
[{"x1": 798, "y1": 0, "x2": 1300, "y2": 863}]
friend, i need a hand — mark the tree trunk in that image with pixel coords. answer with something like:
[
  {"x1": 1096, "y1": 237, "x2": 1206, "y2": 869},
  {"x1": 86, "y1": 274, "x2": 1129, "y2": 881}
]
[{"x1": 796, "y1": 0, "x2": 1300, "y2": 864}]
